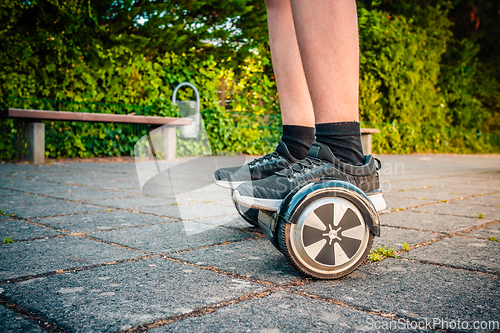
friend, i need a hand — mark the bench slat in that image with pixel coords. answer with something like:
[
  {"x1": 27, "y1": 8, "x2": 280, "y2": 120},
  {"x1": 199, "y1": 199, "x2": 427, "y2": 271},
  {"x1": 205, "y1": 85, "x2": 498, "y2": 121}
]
[
  {"x1": 360, "y1": 128, "x2": 380, "y2": 134},
  {"x1": 1, "y1": 108, "x2": 192, "y2": 126}
]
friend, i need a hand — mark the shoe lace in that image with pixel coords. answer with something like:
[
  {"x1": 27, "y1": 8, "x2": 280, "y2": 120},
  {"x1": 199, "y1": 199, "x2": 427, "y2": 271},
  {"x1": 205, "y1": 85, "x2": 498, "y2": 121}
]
[
  {"x1": 277, "y1": 157, "x2": 323, "y2": 178},
  {"x1": 248, "y1": 151, "x2": 280, "y2": 166}
]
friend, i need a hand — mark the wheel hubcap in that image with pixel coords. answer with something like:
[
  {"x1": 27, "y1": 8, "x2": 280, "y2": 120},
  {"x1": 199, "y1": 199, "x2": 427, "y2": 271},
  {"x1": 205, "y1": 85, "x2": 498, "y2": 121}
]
[{"x1": 289, "y1": 197, "x2": 369, "y2": 274}]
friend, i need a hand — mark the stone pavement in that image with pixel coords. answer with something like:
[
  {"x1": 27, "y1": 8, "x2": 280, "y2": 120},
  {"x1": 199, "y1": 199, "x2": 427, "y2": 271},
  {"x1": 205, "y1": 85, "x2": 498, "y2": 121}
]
[{"x1": 0, "y1": 154, "x2": 499, "y2": 332}]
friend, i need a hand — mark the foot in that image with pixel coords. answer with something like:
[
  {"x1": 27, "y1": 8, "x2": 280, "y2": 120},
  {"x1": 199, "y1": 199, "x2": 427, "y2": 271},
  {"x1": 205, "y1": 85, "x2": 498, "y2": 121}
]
[
  {"x1": 233, "y1": 142, "x2": 387, "y2": 211},
  {"x1": 213, "y1": 141, "x2": 300, "y2": 190}
]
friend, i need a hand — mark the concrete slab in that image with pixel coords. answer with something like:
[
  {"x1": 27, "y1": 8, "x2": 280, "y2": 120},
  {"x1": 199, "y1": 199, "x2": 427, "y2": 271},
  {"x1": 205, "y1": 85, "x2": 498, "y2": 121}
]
[
  {"x1": 0, "y1": 305, "x2": 44, "y2": 333},
  {"x1": 402, "y1": 236, "x2": 500, "y2": 274},
  {"x1": 466, "y1": 222, "x2": 500, "y2": 240},
  {"x1": 0, "y1": 235, "x2": 143, "y2": 280},
  {"x1": 295, "y1": 259, "x2": 500, "y2": 327},
  {"x1": 388, "y1": 185, "x2": 481, "y2": 201},
  {"x1": 0, "y1": 188, "x2": 17, "y2": 197},
  {"x1": 141, "y1": 201, "x2": 235, "y2": 220},
  {"x1": 151, "y1": 291, "x2": 411, "y2": 333},
  {"x1": 381, "y1": 194, "x2": 430, "y2": 211},
  {"x1": 4, "y1": 202, "x2": 106, "y2": 219},
  {"x1": 171, "y1": 237, "x2": 302, "y2": 285},
  {"x1": 373, "y1": 226, "x2": 443, "y2": 251},
  {"x1": 380, "y1": 210, "x2": 493, "y2": 234},
  {"x1": 191, "y1": 214, "x2": 257, "y2": 230},
  {"x1": 0, "y1": 194, "x2": 64, "y2": 209},
  {"x1": 0, "y1": 257, "x2": 265, "y2": 333},
  {"x1": 35, "y1": 210, "x2": 175, "y2": 233},
  {"x1": 86, "y1": 196, "x2": 176, "y2": 209},
  {"x1": 90, "y1": 221, "x2": 259, "y2": 255},
  {"x1": 48, "y1": 189, "x2": 138, "y2": 202},
  {"x1": 459, "y1": 194, "x2": 500, "y2": 207},
  {"x1": 0, "y1": 220, "x2": 62, "y2": 241},
  {"x1": 416, "y1": 201, "x2": 500, "y2": 220}
]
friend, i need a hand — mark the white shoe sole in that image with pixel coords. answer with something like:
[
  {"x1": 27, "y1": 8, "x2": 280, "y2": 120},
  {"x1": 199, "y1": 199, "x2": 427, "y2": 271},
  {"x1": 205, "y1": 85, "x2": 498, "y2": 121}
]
[
  {"x1": 212, "y1": 174, "x2": 246, "y2": 190},
  {"x1": 233, "y1": 190, "x2": 387, "y2": 212}
]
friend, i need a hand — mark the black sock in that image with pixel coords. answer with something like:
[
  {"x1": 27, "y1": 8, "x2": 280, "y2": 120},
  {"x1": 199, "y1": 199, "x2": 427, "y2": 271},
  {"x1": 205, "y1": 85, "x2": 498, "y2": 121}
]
[
  {"x1": 315, "y1": 122, "x2": 365, "y2": 166},
  {"x1": 281, "y1": 125, "x2": 316, "y2": 160}
]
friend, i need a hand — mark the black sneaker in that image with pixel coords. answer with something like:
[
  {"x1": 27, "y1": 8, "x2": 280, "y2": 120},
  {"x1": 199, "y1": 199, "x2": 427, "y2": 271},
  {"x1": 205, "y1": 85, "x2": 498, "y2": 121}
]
[
  {"x1": 213, "y1": 141, "x2": 300, "y2": 190},
  {"x1": 233, "y1": 142, "x2": 386, "y2": 211}
]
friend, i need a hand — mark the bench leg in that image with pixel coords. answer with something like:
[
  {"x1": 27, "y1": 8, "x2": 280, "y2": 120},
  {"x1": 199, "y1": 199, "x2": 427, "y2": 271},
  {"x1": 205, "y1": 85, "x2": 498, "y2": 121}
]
[
  {"x1": 25, "y1": 122, "x2": 45, "y2": 164},
  {"x1": 361, "y1": 133, "x2": 372, "y2": 155},
  {"x1": 162, "y1": 126, "x2": 176, "y2": 161}
]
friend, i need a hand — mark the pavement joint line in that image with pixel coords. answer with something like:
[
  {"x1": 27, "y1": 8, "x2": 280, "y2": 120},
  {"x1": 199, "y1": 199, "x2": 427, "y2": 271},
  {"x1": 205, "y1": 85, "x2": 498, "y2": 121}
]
[
  {"x1": 81, "y1": 219, "x2": 179, "y2": 235},
  {"x1": 164, "y1": 234, "x2": 266, "y2": 256},
  {"x1": 455, "y1": 219, "x2": 499, "y2": 236},
  {"x1": 161, "y1": 254, "x2": 277, "y2": 287},
  {"x1": 76, "y1": 233, "x2": 153, "y2": 254},
  {"x1": 286, "y1": 289, "x2": 451, "y2": 333},
  {"x1": 119, "y1": 287, "x2": 279, "y2": 333},
  {"x1": 360, "y1": 221, "x2": 500, "y2": 268},
  {"x1": 0, "y1": 254, "x2": 155, "y2": 285},
  {"x1": 2, "y1": 234, "x2": 66, "y2": 243},
  {"x1": 398, "y1": 257, "x2": 500, "y2": 277},
  {"x1": 379, "y1": 223, "x2": 447, "y2": 235},
  {"x1": 0, "y1": 185, "x2": 185, "y2": 221},
  {"x1": 379, "y1": 190, "x2": 500, "y2": 216},
  {"x1": 0, "y1": 295, "x2": 68, "y2": 333},
  {"x1": 119, "y1": 280, "x2": 308, "y2": 333}
]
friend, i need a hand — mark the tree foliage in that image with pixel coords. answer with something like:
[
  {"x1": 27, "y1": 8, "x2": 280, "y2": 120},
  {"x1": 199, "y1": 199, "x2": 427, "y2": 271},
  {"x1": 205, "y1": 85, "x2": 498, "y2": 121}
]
[{"x1": 0, "y1": 0, "x2": 498, "y2": 160}]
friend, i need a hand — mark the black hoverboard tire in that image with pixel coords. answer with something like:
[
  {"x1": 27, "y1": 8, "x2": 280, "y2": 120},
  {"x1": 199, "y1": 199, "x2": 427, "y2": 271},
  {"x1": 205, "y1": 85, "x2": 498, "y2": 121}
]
[
  {"x1": 278, "y1": 186, "x2": 374, "y2": 279},
  {"x1": 232, "y1": 190, "x2": 260, "y2": 227}
]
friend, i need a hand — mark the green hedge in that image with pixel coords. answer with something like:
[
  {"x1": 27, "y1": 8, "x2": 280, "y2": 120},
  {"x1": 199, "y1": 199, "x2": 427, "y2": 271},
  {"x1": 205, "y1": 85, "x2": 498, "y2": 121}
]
[{"x1": 0, "y1": 1, "x2": 498, "y2": 160}]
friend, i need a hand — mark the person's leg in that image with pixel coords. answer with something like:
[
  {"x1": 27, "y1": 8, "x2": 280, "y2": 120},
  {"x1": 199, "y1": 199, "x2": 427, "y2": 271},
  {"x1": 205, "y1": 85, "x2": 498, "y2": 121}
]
[
  {"x1": 290, "y1": 0, "x2": 365, "y2": 166},
  {"x1": 266, "y1": 0, "x2": 315, "y2": 160}
]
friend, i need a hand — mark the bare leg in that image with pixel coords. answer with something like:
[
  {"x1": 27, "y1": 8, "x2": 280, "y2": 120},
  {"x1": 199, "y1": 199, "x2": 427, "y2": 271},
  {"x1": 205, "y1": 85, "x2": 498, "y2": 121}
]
[
  {"x1": 290, "y1": 0, "x2": 360, "y2": 124},
  {"x1": 266, "y1": 0, "x2": 315, "y2": 127}
]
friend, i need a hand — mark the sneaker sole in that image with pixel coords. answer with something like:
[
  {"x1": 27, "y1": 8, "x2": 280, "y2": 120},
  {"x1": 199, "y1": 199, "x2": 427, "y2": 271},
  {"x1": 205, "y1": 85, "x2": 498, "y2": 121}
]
[
  {"x1": 212, "y1": 174, "x2": 246, "y2": 190},
  {"x1": 233, "y1": 190, "x2": 387, "y2": 212}
]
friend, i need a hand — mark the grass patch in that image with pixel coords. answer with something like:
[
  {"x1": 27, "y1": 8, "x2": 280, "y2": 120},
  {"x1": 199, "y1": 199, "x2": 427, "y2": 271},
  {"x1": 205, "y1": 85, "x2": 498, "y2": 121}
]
[
  {"x1": 2, "y1": 237, "x2": 14, "y2": 244},
  {"x1": 368, "y1": 246, "x2": 399, "y2": 262}
]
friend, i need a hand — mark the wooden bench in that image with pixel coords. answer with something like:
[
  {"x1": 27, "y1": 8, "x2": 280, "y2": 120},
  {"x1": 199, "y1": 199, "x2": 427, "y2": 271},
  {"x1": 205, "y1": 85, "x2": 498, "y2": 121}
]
[
  {"x1": 0, "y1": 108, "x2": 192, "y2": 164},
  {"x1": 360, "y1": 128, "x2": 380, "y2": 155}
]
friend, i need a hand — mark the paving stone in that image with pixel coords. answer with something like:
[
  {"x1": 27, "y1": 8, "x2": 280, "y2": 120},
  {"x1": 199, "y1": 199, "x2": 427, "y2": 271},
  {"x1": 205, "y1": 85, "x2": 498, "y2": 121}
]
[
  {"x1": 0, "y1": 188, "x2": 17, "y2": 197},
  {"x1": 48, "y1": 189, "x2": 137, "y2": 201},
  {"x1": 0, "y1": 220, "x2": 62, "y2": 241},
  {"x1": 94, "y1": 181, "x2": 141, "y2": 190},
  {"x1": 1, "y1": 257, "x2": 264, "y2": 333},
  {"x1": 380, "y1": 210, "x2": 493, "y2": 234},
  {"x1": 151, "y1": 291, "x2": 414, "y2": 333},
  {"x1": 35, "y1": 210, "x2": 175, "y2": 233},
  {"x1": 171, "y1": 238, "x2": 302, "y2": 285},
  {"x1": 1, "y1": 179, "x2": 97, "y2": 195},
  {"x1": 416, "y1": 201, "x2": 500, "y2": 220},
  {"x1": 466, "y1": 222, "x2": 500, "y2": 240},
  {"x1": 4, "y1": 202, "x2": 106, "y2": 219},
  {"x1": 191, "y1": 214, "x2": 258, "y2": 230},
  {"x1": 0, "y1": 235, "x2": 143, "y2": 280},
  {"x1": 0, "y1": 305, "x2": 45, "y2": 333},
  {"x1": 91, "y1": 221, "x2": 258, "y2": 254},
  {"x1": 0, "y1": 194, "x2": 65, "y2": 209},
  {"x1": 86, "y1": 196, "x2": 176, "y2": 209},
  {"x1": 141, "y1": 201, "x2": 235, "y2": 220},
  {"x1": 373, "y1": 226, "x2": 443, "y2": 251},
  {"x1": 382, "y1": 194, "x2": 431, "y2": 211},
  {"x1": 295, "y1": 259, "x2": 500, "y2": 327},
  {"x1": 388, "y1": 185, "x2": 481, "y2": 201},
  {"x1": 402, "y1": 236, "x2": 500, "y2": 274},
  {"x1": 459, "y1": 194, "x2": 500, "y2": 207}
]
